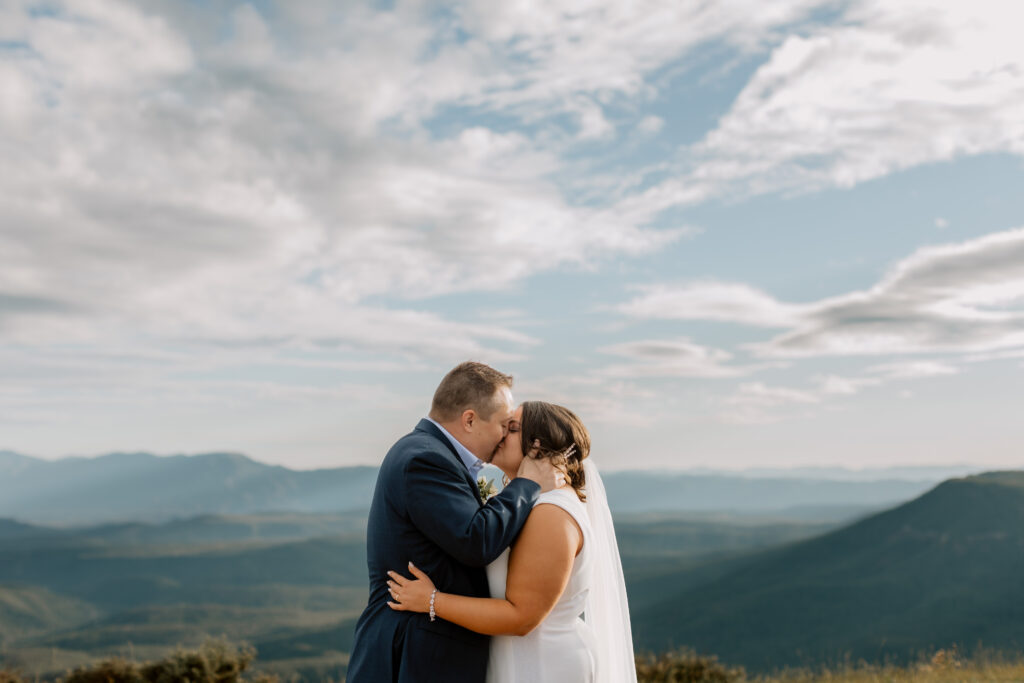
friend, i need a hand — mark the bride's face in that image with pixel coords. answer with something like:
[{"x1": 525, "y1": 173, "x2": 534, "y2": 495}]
[{"x1": 490, "y1": 404, "x2": 524, "y2": 479}]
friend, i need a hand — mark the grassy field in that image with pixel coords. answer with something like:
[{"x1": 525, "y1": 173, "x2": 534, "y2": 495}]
[
  {"x1": 5, "y1": 645, "x2": 1024, "y2": 682},
  {"x1": 8, "y1": 643, "x2": 1024, "y2": 679},
  {"x1": 759, "y1": 665, "x2": 1024, "y2": 682},
  {"x1": 636, "y1": 648, "x2": 1024, "y2": 683},
  {"x1": 754, "y1": 661, "x2": 1024, "y2": 683}
]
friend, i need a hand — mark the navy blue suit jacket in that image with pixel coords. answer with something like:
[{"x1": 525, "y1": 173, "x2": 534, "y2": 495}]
[{"x1": 346, "y1": 419, "x2": 540, "y2": 683}]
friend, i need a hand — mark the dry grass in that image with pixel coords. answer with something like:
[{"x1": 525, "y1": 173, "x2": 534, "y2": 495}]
[
  {"x1": 0, "y1": 639, "x2": 279, "y2": 683},
  {"x1": 5, "y1": 644, "x2": 1024, "y2": 682},
  {"x1": 760, "y1": 666, "x2": 1024, "y2": 682},
  {"x1": 636, "y1": 648, "x2": 746, "y2": 682},
  {"x1": 637, "y1": 648, "x2": 1024, "y2": 683}
]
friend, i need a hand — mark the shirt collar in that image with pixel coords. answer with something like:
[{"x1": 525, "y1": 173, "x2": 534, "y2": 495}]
[{"x1": 425, "y1": 417, "x2": 485, "y2": 478}]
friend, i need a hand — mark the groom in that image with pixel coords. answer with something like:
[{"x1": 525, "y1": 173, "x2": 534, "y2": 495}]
[{"x1": 346, "y1": 361, "x2": 561, "y2": 683}]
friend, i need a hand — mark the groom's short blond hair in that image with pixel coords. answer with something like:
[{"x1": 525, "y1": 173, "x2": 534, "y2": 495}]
[{"x1": 430, "y1": 361, "x2": 514, "y2": 422}]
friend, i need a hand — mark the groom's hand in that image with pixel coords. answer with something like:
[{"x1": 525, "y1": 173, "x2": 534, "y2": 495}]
[{"x1": 516, "y1": 439, "x2": 566, "y2": 492}]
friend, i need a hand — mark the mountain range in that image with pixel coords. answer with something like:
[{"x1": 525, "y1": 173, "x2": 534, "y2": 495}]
[
  {"x1": 0, "y1": 450, "x2": 378, "y2": 524},
  {"x1": 0, "y1": 450, "x2": 945, "y2": 525},
  {"x1": 2, "y1": 463, "x2": 1024, "y2": 678},
  {"x1": 631, "y1": 471, "x2": 1024, "y2": 671}
]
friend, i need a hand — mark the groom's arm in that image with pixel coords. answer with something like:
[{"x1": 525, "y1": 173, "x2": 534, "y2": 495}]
[{"x1": 405, "y1": 454, "x2": 539, "y2": 567}]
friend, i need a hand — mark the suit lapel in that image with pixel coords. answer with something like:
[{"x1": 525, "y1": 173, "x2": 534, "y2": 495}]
[{"x1": 415, "y1": 419, "x2": 483, "y2": 505}]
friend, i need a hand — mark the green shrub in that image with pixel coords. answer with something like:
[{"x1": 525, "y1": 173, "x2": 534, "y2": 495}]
[
  {"x1": 65, "y1": 657, "x2": 144, "y2": 683},
  {"x1": 62, "y1": 639, "x2": 278, "y2": 683},
  {"x1": 636, "y1": 648, "x2": 746, "y2": 683}
]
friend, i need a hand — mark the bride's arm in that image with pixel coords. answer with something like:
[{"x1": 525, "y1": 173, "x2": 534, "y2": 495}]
[{"x1": 387, "y1": 503, "x2": 582, "y2": 636}]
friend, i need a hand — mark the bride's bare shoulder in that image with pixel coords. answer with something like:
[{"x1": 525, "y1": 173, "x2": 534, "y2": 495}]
[{"x1": 524, "y1": 495, "x2": 584, "y2": 555}]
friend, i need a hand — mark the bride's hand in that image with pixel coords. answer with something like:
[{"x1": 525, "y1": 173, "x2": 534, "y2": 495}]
[
  {"x1": 386, "y1": 562, "x2": 436, "y2": 614},
  {"x1": 517, "y1": 439, "x2": 566, "y2": 492}
]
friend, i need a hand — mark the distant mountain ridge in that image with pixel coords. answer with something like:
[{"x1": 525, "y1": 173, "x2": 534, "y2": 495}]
[
  {"x1": 0, "y1": 450, "x2": 946, "y2": 525},
  {"x1": 682, "y1": 463, "x2": 986, "y2": 481},
  {"x1": 0, "y1": 449, "x2": 37, "y2": 475},
  {"x1": 0, "y1": 511, "x2": 370, "y2": 548},
  {"x1": 632, "y1": 470, "x2": 1024, "y2": 671},
  {"x1": 0, "y1": 451, "x2": 378, "y2": 524},
  {"x1": 603, "y1": 471, "x2": 936, "y2": 514}
]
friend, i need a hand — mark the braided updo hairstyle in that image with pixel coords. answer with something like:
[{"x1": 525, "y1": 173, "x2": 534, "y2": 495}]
[{"x1": 519, "y1": 401, "x2": 591, "y2": 502}]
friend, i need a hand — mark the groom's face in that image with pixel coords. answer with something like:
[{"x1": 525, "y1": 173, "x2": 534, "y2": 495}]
[{"x1": 464, "y1": 386, "x2": 516, "y2": 462}]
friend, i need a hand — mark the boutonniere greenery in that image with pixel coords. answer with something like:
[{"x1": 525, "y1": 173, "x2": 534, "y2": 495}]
[{"x1": 477, "y1": 476, "x2": 498, "y2": 502}]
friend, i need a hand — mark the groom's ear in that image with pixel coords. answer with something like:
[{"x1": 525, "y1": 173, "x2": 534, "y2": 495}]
[{"x1": 460, "y1": 408, "x2": 476, "y2": 432}]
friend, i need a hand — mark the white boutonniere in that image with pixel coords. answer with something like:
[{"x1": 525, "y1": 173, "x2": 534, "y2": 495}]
[{"x1": 477, "y1": 476, "x2": 498, "y2": 502}]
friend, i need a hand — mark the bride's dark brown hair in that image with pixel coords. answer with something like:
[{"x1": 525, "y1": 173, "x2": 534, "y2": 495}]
[{"x1": 519, "y1": 401, "x2": 590, "y2": 502}]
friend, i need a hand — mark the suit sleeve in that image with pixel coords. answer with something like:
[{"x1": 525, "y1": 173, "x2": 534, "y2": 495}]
[{"x1": 405, "y1": 453, "x2": 540, "y2": 567}]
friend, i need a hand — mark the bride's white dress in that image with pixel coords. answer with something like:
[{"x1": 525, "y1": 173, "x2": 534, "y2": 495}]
[{"x1": 485, "y1": 487, "x2": 597, "y2": 683}]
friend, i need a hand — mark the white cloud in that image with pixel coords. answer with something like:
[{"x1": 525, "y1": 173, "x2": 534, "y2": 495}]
[
  {"x1": 617, "y1": 281, "x2": 806, "y2": 327},
  {"x1": 721, "y1": 358, "x2": 959, "y2": 422},
  {"x1": 812, "y1": 360, "x2": 959, "y2": 396},
  {"x1": 607, "y1": 227, "x2": 1018, "y2": 427},
  {"x1": 597, "y1": 338, "x2": 754, "y2": 378},
  {"x1": 0, "y1": 0, "x2": 856, "y2": 363},
  {"x1": 965, "y1": 348, "x2": 1024, "y2": 363},
  {"x1": 728, "y1": 382, "x2": 819, "y2": 406},
  {"x1": 0, "y1": 60, "x2": 36, "y2": 126},
  {"x1": 815, "y1": 374, "x2": 878, "y2": 396},
  {"x1": 866, "y1": 361, "x2": 959, "y2": 380},
  {"x1": 1, "y1": 0, "x2": 694, "y2": 360},
  {"x1": 618, "y1": 227, "x2": 1024, "y2": 359},
  {"x1": 637, "y1": 115, "x2": 665, "y2": 135},
  {"x1": 514, "y1": 374, "x2": 660, "y2": 429},
  {"x1": 759, "y1": 227, "x2": 1024, "y2": 357},
  {"x1": 717, "y1": 381, "x2": 821, "y2": 425},
  {"x1": 570, "y1": 97, "x2": 616, "y2": 140},
  {"x1": 29, "y1": 0, "x2": 194, "y2": 91},
  {"x1": 691, "y1": 0, "x2": 1024, "y2": 197},
  {"x1": 453, "y1": 0, "x2": 831, "y2": 124}
]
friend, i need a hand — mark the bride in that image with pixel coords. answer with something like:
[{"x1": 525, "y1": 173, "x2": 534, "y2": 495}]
[{"x1": 386, "y1": 401, "x2": 637, "y2": 683}]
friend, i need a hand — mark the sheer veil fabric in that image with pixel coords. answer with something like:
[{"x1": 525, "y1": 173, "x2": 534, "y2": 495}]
[{"x1": 583, "y1": 459, "x2": 638, "y2": 683}]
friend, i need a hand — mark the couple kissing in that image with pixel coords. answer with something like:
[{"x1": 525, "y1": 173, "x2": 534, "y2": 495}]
[{"x1": 347, "y1": 361, "x2": 636, "y2": 683}]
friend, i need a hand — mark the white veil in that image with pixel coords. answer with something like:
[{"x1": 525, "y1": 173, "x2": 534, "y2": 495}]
[{"x1": 583, "y1": 459, "x2": 638, "y2": 683}]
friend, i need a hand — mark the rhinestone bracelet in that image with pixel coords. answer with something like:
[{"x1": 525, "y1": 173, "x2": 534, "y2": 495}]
[{"x1": 429, "y1": 589, "x2": 437, "y2": 622}]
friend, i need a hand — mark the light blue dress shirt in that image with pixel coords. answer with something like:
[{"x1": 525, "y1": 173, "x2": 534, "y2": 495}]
[{"x1": 426, "y1": 417, "x2": 485, "y2": 480}]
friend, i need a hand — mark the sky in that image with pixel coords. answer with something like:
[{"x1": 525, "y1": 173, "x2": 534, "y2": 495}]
[{"x1": 2, "y1": 0, "x2": 1024, "y2": 471}]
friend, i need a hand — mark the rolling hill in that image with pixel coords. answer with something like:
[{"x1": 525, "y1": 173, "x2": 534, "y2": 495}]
[
  {"x1": 632, "y1": 471, "x2": 1024, "y2": 672},
  {"x1": 0, "y1": 585, "x2": 100, "y2": 643},
  {"x1": 0, "y1": 505, "x2": 836, "y2": 678}
]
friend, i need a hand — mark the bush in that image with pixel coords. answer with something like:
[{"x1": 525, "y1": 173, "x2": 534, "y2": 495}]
[
  {"x1": 65, "y1": 658, "x2": 144, "y2": 683},
  {"x1": 62, "y1": 639, "x2": 278, "y2": 683},
  {"x1": 636, "y1": 648, "x2": 746, "y2": 683}
]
